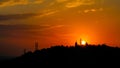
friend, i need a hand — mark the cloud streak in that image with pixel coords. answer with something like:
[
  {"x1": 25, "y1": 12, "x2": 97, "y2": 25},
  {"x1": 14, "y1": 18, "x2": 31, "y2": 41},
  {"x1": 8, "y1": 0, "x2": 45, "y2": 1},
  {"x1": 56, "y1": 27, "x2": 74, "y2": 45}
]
[
  {"x1": 0, "y1": 0, "x2": 43, "y2": 7},
  {"x1": 0, "y1": 24, "x2": 65, "y2": 38},
  {"x1": 65, "y1": 0, "x2": 95, "y2": 8},
  {"x1": 56, "y1": 0, "x2": 68, "y2": 3},
  {"x1": 83, "y1": 8, "x2": 103, "y2": 13},
  {"x1": 0, "y1": 9, "x2": 58, "y2": 21},
  {"x1": 0, "y1": 13, "x2": 38, "y2": 21}
]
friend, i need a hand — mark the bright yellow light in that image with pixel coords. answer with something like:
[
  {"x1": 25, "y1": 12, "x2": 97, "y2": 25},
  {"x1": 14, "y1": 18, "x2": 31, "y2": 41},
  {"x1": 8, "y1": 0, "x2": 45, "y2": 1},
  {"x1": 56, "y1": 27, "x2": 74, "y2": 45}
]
[{"x1": 81, "y1": 40, "x2": 86, "y2": 45}]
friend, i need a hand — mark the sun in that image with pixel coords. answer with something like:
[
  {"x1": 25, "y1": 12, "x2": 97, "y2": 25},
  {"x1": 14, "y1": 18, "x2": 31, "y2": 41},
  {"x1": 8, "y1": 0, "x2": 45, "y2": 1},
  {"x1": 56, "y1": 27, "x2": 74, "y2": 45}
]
[{"x1": 81, "y1": 40, "x2": 86, "y2": 45}]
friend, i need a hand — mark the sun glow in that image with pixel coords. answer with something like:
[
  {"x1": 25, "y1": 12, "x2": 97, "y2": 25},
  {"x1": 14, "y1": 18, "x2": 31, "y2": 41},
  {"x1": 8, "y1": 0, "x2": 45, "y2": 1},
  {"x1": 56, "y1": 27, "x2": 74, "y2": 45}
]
[{"x1": 81, "y1": 40, "x2": 86, "y2": 45}]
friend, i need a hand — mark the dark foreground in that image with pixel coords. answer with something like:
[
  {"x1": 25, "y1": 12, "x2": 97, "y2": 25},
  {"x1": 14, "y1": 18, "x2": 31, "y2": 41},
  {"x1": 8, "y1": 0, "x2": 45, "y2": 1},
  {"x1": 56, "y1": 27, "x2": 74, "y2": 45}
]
[{"x1": 1, "y1": 44, "x2": 120, "y2": 67}]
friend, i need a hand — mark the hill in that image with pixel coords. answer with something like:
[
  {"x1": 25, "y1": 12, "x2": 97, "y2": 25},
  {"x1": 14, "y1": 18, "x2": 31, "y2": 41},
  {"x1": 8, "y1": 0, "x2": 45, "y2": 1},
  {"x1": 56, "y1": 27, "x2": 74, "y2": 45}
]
[{"x1": 1, "y1": 44, "x2": 120, "y2": 67}]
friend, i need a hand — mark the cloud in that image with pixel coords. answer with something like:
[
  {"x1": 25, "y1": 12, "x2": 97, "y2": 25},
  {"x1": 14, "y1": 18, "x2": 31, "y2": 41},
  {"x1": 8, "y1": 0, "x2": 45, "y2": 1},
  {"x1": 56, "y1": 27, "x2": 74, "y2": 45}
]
[
  {"x1": 0, "y1": 24, "x2": 64, "y2": 32},
  {"x1": 0, "y1": 9, "x2": 58, "y2": 21},
  {"x1": 56, "y1": 0, "x2": 68, "y2": 3},
  {"x1": 0, "y1": 13, "x2": 37, "y2": 21},
  {"x1": 0, "y1": 24, "x2": 65, "y2": 38},
  {"x1": 36, "y1": 10, "x2": 58, "y2": 18},
  {"x1": 0, "y1": 0, "x2": 28, "y2": 7},
  {"x1": 42, "y1": 25, "x2": 64, "y2": 31},
  {"x1": 65, "y1": 0, "x2": 95, "y2": 8},
  {"x1": 0, "y1": 24, "x2": 31, "y2": 38},
  {"x1": 0, "y1": 0, "x2": 103, "y2": 15},
  {"x1": 103, "y1": 0, "x2": 120, "y2": 6},
  {"x1": 42, "y1": 11, "x2": 57, "y2": 16},
  {"x1": 33, "y1": 0, "x2": 43, "y2": 4},
  {"x1": 0, "y1": 0, "x2": 43, "y2": 7},
  {"x1": 83, "y1": 8, "x2": 103, "y2": 13}
]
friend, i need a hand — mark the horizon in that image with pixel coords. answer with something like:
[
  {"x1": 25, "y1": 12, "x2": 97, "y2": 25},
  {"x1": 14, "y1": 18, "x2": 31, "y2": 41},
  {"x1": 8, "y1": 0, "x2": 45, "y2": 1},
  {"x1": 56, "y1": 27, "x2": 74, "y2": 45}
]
[
  {"x1": 0, "y1": 41, "x2": 119, "y2": 57},
  {"x1": 0, "y1": 0, "x2": 120, "y2": 56}
]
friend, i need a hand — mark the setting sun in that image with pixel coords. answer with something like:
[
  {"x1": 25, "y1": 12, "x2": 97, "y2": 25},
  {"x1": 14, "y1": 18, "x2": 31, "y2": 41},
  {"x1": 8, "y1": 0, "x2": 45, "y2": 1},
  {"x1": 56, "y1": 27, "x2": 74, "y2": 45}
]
[{"x1": 81, "y1": 40, "x2": 86, "y2": 45}]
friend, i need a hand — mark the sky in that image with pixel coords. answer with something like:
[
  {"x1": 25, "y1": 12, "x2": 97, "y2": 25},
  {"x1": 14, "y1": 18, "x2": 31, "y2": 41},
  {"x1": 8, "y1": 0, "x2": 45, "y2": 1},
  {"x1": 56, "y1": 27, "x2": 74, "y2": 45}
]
[{"x1": 0, "y1": 0, "x2": 120, "y2": 56}]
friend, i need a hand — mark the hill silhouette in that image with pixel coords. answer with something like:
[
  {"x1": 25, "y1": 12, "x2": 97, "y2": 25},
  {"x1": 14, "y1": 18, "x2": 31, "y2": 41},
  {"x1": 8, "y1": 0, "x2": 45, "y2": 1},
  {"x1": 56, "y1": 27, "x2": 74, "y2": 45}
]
[{"x1": 1, "y1": 44, "x2": 120, "y2": 67}]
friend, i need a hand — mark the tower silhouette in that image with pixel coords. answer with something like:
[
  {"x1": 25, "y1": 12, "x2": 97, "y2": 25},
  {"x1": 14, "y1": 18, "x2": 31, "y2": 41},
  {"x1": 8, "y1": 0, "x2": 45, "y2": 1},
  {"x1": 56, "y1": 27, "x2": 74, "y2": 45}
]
[
  {"x1": 35, "y1": 42, "x2": 39, "y2": 51},
  {"x1": 75, "y1": 41, "x2": 78, "y2": 47}
]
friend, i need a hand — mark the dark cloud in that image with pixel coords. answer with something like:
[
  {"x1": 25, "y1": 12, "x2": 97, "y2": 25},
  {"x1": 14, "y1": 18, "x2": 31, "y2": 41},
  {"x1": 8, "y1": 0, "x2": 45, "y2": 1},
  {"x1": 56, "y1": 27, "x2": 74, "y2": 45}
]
[
  {"x1": 0, "y1": 13, "x2": 38, "y2": 21},
  {"x1": 101, "y1": 0, "x2": 120, "y2": 8},
  {"x1": 0, "y1": 24, "x2": 29, "y2": 30},
  {"x1": 0, "y1": 24, "x2": 50, "y2": 30},
  {"x1": 0, "y1": 24, "x2": 64, "y2": 38},
  {"x1": 0, "y1": 0, "x2": 9, "y2": 2},
  {"x1": 0, "y1": 0, "x2": 10, "y2": 5},
  {"x1": 0, "y1": 24, "x2": 48, "y2": 38}
]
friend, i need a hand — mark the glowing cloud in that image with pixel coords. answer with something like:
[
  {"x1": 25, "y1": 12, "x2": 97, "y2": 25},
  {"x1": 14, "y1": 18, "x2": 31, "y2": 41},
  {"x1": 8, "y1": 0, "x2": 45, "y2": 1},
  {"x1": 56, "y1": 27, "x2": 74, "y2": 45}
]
[
  {"x1": 0, "y1": 0, "x2": 43, "y2": 7},
  {"x1": 35, "y1": 10, "x2": 58, "y2": 18},
  {"x1": 56, "y1": 0, "x2": 68, "y2": 3},
  {"x1": 65, "y1": 0, "x2": 95, "y2": 8},
  {"x1": 83, "y1": 8, "x2": 103, "y2": 13},
  {"x1": 0, "y1": 0, "x2": 28, "y2": 7},
  {"x1": 32, "y1": 0, "x2": 43, "y2": 4}
]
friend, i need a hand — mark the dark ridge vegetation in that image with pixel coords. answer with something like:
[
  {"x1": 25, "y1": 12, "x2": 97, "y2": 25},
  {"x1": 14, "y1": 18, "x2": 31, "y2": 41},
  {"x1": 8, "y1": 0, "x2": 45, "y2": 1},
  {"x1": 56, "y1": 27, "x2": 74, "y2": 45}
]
[{"x1": 1, "y1": 44, "x2": 120, "y2": 67}]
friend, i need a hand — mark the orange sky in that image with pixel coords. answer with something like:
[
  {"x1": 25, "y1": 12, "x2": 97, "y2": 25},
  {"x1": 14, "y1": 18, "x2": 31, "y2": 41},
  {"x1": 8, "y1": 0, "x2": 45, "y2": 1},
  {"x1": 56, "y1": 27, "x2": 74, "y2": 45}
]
[{"x1": 0, "y1": 0, "x2": 120, "y2": 56}]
